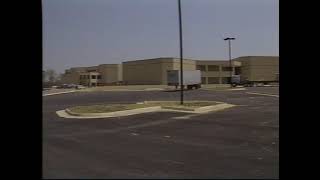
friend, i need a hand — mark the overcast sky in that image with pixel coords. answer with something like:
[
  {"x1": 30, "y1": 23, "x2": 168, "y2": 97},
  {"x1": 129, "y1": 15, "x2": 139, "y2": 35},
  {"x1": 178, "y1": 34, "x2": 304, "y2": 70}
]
[{"x1": 43, "y1": 0, "x2": 279, "y2": 73}]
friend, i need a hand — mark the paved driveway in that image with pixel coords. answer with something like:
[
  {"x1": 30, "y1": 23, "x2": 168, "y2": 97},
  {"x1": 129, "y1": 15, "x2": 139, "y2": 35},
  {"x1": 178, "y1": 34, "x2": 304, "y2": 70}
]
[{"x1": 43, "y1": 87, "x2": 279, "y2": 179}]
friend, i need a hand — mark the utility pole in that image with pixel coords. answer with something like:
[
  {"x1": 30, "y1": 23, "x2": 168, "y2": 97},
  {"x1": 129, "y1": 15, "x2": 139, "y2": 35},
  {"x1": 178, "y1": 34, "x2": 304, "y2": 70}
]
[
  {"x1": 224, "y1": 37, "x2": 235, "y2": 87},
  {"x1": 178, "y1": 0, "x2": 184, "y2": 104}
]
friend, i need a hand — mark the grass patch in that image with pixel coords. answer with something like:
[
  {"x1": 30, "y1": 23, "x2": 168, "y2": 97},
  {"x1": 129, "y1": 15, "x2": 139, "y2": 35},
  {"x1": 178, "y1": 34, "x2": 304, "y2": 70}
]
[
  {"x1": 145, "y1": 101, "x2": 220, "y2": 110},
  {"x1": 69, "y1": 104, "x2": 156, "y2": 113},
  {"x1": 68, "y1": 101, "x2": 221, "y2": 113}
]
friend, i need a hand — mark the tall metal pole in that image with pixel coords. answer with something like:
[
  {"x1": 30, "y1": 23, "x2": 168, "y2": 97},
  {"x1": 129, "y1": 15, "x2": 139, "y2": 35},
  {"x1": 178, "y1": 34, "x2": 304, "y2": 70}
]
[
  {"x1": 224, "y1": 37, "x2": 235, "y2": 86},
  {"x1": 178, "y1": 0, "x2": 184, "y2": 105},
  {"x1": 228, "y1": 39, "x2": 232, "y2": 86}
]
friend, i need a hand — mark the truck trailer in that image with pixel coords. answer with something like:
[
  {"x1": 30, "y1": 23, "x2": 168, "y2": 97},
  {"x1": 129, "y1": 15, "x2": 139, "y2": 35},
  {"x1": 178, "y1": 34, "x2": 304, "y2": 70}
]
[{"x1": 167, "y1": 70, "x2": 201, "y2": 90}]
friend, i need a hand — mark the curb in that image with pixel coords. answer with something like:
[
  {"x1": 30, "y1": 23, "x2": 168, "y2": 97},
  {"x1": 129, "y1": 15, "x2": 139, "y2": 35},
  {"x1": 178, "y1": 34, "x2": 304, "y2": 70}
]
[
  {"x1": 59, "y1": 101, "x2": 236, "y2": 119},
  {"x1": 195, "y1": 103, "x2": 236, "y2": 113},
  {"x1": 43, "y1": 90, "x2": 76, "y2": 96},
  {"x1": 144, "y1": 88, "x2": 165, "y2": 91},
  {"x1": 228, "y1": 88, "x2": 247, "y2": 91},
  {"x1": 246, "y1": 92, "x2": 279, "y2": 97},
  {"x1": 65, "y1": 106, "x2": 162, "y2": 118}
]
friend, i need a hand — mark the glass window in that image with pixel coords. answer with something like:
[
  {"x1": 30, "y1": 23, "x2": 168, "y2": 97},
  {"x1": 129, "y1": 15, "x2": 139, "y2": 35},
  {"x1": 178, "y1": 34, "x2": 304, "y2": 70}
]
[
  {"x1": 91, "y1": 75, "x2": 96, "y2": 79},
  {"x1": 235, "y1": 67, "x2": 241, "y2": 75},
  {"x1": 201, "y1": 77, "x2": 206, "y2": 84},
  {"x1": 222, "y1": 67, "x2": 232, "y2": 71},
  {"x1": 208, "y1": 65, "x2": 219, "y2": 71},
  {"x1": 221, "y1": 77, "x2": 231, "y2": 84},
  {"x1": 208, "y1": 77, "x2": 220, "y2": 84},
  {"x1": 97, "y1": 75, "x2": 102, "y2": 79},
  {"x1": 196, "y1": 65, "x2": 206, "y2": 71}
]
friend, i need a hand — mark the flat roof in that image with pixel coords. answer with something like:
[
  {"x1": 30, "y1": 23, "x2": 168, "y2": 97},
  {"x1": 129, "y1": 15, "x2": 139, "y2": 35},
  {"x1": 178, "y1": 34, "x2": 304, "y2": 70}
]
[
  {"x1": 122, "y1": 57, "x2": 174, "y2": 64},
  {"x1": 233, "y1": 56, "x2": 279, "y2": 59},
  {"x1": 64, "y1": 56, "x2": 278, "y2": 72}
]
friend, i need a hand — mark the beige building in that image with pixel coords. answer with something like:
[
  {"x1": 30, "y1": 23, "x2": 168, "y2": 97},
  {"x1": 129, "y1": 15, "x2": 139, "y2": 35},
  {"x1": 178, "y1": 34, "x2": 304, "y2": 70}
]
[
  {"x1": 61, "y1": 64, "x2": 122, "y2": 86},
  {"x1": 60, "y1": 56, "x2": 278, "y2": 86},
  {"x1": 122, "y1": 57, "x2": 196, "y2": 85},
  {"x1": 232, "y1": 56, "x2": 279, "y2": 83},
  {"x1": 196, "y1": 60, "x2": 241, "y2": 84},
  {"x1": 122, "y1": 58, "x2": 243, "y2": 85}
]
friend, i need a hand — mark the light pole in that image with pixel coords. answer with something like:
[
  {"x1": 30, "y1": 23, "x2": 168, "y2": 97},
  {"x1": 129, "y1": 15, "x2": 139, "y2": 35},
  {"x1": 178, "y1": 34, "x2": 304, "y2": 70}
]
[
  {"x1": 224, "y1": 37, "x2": 235, "y2": 87},
  {"x1": 178, "y1": 0, "x2": 184, "y2": 105}
]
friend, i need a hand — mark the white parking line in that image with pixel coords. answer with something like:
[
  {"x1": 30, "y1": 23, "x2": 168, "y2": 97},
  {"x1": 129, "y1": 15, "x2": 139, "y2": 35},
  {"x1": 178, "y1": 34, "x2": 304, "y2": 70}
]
[
  {"x1": 43, "y1": 90, "x2": 76, "y2": 96},
  {"x1": 246, "y1": 92, "x2": 279, "y2": 97}
]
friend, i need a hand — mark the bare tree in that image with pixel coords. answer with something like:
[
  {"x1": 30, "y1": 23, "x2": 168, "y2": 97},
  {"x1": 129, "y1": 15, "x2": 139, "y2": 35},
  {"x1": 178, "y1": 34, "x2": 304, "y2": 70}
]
[{"x1": 46, "y1": 69, "x2": 57, "y2": 82}]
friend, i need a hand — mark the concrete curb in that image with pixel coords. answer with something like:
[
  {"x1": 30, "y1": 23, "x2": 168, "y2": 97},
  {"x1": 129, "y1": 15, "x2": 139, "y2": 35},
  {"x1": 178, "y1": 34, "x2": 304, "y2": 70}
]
[
  {"x1": 76, "y1": 87, "x2": 172, "y2": 92},
  {"x1": 143, "y1": 100, "x2": 222, "y2": 104},
  {"x1": 246, "y1": 92, "x2": 279, "y2": 97},
  {"x1": 195, "y1": 103, "x2": 236, "y2": 113},
  {"x1": 43, "y1": 90, "x2": 76, "y2": 97},
  {"x1": 65, "y1": 106, "x2": 162, "y2": 118},
  {"x1": 57, "y1": 101, "x2": 236, "y2": 119},
  {"x1": 228, "y1": 88, "x2": 247, "y2": 91},
  {"x1": 96, "y1": 88, "x2": 167, "y2": 92},
  {"x1": 144, "y1": 88, "x2": 165, "y2": 91}
]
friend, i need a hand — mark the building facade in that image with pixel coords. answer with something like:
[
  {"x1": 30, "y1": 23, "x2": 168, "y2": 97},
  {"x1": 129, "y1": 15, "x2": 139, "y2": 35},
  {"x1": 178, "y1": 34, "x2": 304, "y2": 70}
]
[
  {"x1": 60, "y1": 56, "x2": 279, "y2": 86},
  {"x1": 196, "y1": 60, "x2": 241, "y2": 84},
  {"x1": 122, "y1": 58, "x2": 196, "y2": 85},
  {"x1": 61, "y1": 64, "x2": 122, "y2": 86},
  {"x1": 232, "y1": 56, "x2": 279, "y2": 83}
]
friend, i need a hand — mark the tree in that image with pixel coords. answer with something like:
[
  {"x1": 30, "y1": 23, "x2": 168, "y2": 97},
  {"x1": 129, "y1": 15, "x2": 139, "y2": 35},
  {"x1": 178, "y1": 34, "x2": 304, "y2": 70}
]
[
  {"x1": 46, "y1": 69, "x2": 57, "y2": 82},
  {"x1": 55, "y1": 73, "x2": 64, "y2": 85}
]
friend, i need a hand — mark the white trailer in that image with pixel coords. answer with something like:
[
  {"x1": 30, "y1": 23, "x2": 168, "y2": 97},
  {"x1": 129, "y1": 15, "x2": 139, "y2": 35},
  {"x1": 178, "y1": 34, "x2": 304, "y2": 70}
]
[
  {"x1": 167, "y1": 70, "x2": 201, "y2": 90},
  {"x1": 231, "y1": 75, "x2": 241, "y2": 87}
]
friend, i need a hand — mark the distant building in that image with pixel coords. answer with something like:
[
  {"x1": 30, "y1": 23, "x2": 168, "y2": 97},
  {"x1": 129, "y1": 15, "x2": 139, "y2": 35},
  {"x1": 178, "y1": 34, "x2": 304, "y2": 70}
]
[
  {"x1": 60, "y1": 56, "x2": 279, "y2": 86},
  {"x1": 196, "y1": 60, "x2": 241, "y2": 84},
  {"x1": 232, "y1": 56, "x2": 279, "y2": 83},
  {"x1": 122, "y1": 58, "x2": 196, "y2": 85},
  {"x1": 61, "y1": 64, "x2": 122, "y2": 86}
]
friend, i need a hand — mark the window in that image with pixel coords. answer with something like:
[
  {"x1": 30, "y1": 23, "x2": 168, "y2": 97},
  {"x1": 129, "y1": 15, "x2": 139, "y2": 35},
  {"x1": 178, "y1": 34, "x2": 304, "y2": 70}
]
[
  {"x1": 235, "y1": 67, "x2": 241, "y2": 75},
  {"x1": 91, "y1": 75, "x2": 96, "y2": 79},
  {"x1": 208, "y1": 65, "x2": 219, "y2": 71},
  {"x1": 208, "y1": 77, "x2": 220, "y2": 84},
  {"x1": 222, "y1": 67, "x2": 232, "y2": 71},
  {"x1": 196, "y1": 65, "x2": 206, "y2": 71},
  {"x1": 97, "y1": 75, "x2": 102, "y2": 79},
  {"x1": 221, "y1": 77, "x2": 231, "y2": 84},
  {"x1": 201, "y1": 77, "x2": 207, "y2": 84},
  {"x1": 88, "y1": 70, "x2": 97, "y2": 72}
]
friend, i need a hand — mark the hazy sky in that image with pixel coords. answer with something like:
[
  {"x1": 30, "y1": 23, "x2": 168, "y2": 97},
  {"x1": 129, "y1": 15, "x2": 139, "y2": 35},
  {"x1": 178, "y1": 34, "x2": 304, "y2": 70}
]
[{"x1": 43, "y1": 0, "x2": 279, "y2": 73}]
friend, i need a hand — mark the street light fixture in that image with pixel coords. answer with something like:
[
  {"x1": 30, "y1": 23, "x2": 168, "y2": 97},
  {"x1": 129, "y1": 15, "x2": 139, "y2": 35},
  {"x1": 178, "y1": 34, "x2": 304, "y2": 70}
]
[{"x1": 224, "y1": 37, "x2": 236, "y2": 87}]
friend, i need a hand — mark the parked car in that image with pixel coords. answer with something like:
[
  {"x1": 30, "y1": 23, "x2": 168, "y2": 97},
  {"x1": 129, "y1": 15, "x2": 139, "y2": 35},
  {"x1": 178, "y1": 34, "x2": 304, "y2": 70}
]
[
  {"x1": 76, "y1": 85, "x2": 86, "y2": 89},
  {"x1": 58, "y1": 84, "x2": 76, "y2": 89},
  {"x1": 69, "y1": 84, "x2": 78, "y2": 88}
]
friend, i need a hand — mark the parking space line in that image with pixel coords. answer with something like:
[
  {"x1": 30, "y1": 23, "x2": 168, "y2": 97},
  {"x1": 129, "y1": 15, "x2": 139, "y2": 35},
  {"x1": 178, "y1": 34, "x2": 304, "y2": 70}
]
[
  {"x1": 43, "y1": 90, "x2": 76, "y2": 96},
  {"x1": 246, "y1": 92, "x2": 279, "y2": 97}
]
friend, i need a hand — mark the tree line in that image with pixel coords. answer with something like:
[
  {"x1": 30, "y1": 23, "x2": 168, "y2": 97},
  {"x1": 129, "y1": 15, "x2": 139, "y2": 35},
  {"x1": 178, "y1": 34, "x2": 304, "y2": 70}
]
[{"x1": 43, "y1": 69, "x2": 63, "y2": 88}]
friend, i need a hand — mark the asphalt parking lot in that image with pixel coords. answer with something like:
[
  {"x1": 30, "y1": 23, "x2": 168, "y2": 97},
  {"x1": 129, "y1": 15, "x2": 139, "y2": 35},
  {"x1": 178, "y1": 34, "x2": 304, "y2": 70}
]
[{"x1": 43, "y1": 87, "x2": 279, "y2": 179}]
